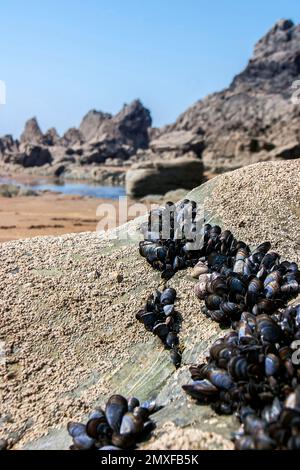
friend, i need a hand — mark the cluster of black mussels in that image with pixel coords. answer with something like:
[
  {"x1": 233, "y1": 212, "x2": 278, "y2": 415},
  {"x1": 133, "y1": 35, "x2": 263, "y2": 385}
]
[
  {"x1": 67, "y1": 395, "x2": 157, "y2": 450},
  {"x1": 138, "y1": 201, "x2": 300, "y2": 450},
  {"x1": 136, "y1": 287, "x2": 182, "y2": 367}
]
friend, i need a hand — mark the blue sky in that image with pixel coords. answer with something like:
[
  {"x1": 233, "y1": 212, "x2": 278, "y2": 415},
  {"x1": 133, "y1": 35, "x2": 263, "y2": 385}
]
[{"x1": 0, "y1": 0, "x2": 299, "y2": 137}]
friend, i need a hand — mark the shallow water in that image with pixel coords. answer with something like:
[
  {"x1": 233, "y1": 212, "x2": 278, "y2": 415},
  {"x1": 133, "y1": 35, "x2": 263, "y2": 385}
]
[{"x1": 0, "y1": 176, "x2": 126, "y2": 199}]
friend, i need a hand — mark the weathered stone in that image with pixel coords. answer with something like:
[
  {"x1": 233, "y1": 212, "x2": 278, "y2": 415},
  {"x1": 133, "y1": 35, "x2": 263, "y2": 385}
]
[
  {"x1": 79, "y1": 110, "x2": 112, "y2": 142},
  {"x1": 13, "y1": 145, "x2": 53, "y2": 167},
  {"x1": 20, "y1": 117, "x2": 43, "y2": 145}
]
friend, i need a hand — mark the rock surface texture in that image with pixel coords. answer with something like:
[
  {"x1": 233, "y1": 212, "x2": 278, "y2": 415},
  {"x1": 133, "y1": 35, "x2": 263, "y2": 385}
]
[{"x1": 0, "y1": 160, "x2": 299, "y2": 450}]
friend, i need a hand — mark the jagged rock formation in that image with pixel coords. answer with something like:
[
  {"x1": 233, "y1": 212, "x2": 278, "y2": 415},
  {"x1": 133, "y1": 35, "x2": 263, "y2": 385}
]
[{"x1": 156, "y1": 19, "x2": 300, "y2": 173}]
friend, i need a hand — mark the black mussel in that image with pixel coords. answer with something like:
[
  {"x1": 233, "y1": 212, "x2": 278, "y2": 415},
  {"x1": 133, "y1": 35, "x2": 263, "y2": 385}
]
[
  {"x1": 119, "y1": 412, "x2": 144, "y2": 435},
  {"x1": 264, "y1": 280, "x2": 280, "y2": 299},
  {"x1": 220, "y1": 301, "x2": 241, "y2": 319},
  {"x1": 139, "y1": 312, "x2": 157, "y2": 331},
  {"x1": 0, "y1": 439, "x2": 8, "y2": 451},
  {"x1": 227, "y1": 275, "x2": 245, "y2": 295},
  {"x1": 105, "y1": 395, "x2": 128, "y2": 433},
  {"x1": 261, "y1": 251, "x2": 280, "y2": 270},
  {"x1": 111, "y1": 432, "x2": 136, "y2": 449},
  {"x1": 86, "y1": 416, "x2": 109, "y2": 439},
  {"x1": 128, "y1": 397, "x2": 140, "y2": 412},
  {"x1": 246, "y1": 277, "x2": 262, "y2": 308},
  {"x1": 281, "y1": 280, "x2": 299, "y2": 295},
  {"x1": 253, "y1": 241, "x2": 271, "y2": 255},
  {"x1": 264, "y1": 270, "x2": 282, "y2": 287},
  {"x1": 163, "y1": 304, "x2": 174, "y2": 316},
  {"x1": 210, "y1": 309, "x2": 230, "y2": 324},
  {"x1": 205, "y1": 294, "x2": 223, "y2": 311},
  {"x1": 170, "y1": 347, "x2": 182, "y2": 368},
  {"x1": 152, "y1": 322, "x2": 169, "y2": 339},
  {"x1": 67, "y1": 422, "x2": 86, "y2": 438},
  {"x1": 256, "y1": 315, "x2": 282, "y2": 344},
  {"x1": 234, "y1": 434, "x2": 256, "y2": 450},
  {"x1": 264, "y1": 353, "x2": 281, "y2": 376},
  {"x1": 72, "y1": 433, "x2": 96, "y2": 450},
  {"x1": 228, "y1": 356, "x2": 248, "y2": 380},
  {"x1": 238, "y1": 319, "x2": 255, "y2": 344},
  {"x1": 207, "y1": 368, "x2": 234, "y2": 390}
]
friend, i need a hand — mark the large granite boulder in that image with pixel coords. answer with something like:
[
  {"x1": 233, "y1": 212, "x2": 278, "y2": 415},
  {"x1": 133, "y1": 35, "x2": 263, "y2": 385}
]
[
  {"x1": 126, "y1": 156, "x2": 204, "y2": 197},
  {"x1": 155, "y1": 19, "x2": 300, "y2": 173}
]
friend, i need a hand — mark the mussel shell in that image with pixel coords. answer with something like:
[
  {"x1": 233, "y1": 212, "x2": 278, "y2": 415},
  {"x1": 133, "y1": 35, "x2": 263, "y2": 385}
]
[
  {"x1": 207, "y1": 368, "x2": 234, "y2": 390},
  {"x1": 86, "y1": 417, "x2": 108, "y2": 439},
  {"x1": 234, "y1": 435, "x2": 255, "y2": 450},
  {"x1": 163, "y1": 304, "x2": 174, "y2": 316},
  {"x1": 170, "y1": 348, "x2": 182, "y2": 368},
  {"x1": 228, "y1": 356, "x2": 248, "y2": 380},
  {"x1": 205, "y1": 294, "x2": 223, "y2": 311},
  {"x1": 139, "y1": 312, "x2": 157, "y2": 331},
  {"x1": 99, "y1": 445, "x2": 122, "y2": 450},
  {"x1": 152, "y1": 322, "x2": 169, "y2": 339},
  {"x1": 256, "y1": 315, "x2": 282, "y2": 343},
  {"x1": 111, "y1": 432, "x2": 136, "y2": 449},
  {"x1": 209, "y1": 310, "x2": 230, "y2": 324},
  {"x1": 264, "y1": 280, "x2": 280, "y2": 299},
  {"x1": 264, "y1": 353, "x2": 280, "y2": 376},
  {"x1": 105, "y1": 395, "x2": 128, "y2": 433},
  {"x1": 73, "y1": 432, "x2": 95, "y2": 450}
]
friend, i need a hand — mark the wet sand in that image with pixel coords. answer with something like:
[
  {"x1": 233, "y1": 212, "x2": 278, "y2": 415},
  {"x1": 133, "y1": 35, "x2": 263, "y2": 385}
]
[{"x1": 0, "y1": 193, "x2": 148, "y2": 243}]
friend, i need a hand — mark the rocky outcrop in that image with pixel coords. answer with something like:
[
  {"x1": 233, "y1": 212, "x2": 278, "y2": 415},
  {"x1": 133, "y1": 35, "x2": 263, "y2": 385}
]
[
  {"x1": 79, "y1": 110, "x2": 112, "y2": 141},
  {"x1": 126, "y1": 156, "x2": 204, "y2": 197},
  {"x1": 150, "y1": 130, "x2": 205, "y2": 158},
  {"x1": 0, "y1": 135, "x2": 19, "y2": 157},
  {"x1": 155, "y1": 19, "x2": 300, "y2": 173}
]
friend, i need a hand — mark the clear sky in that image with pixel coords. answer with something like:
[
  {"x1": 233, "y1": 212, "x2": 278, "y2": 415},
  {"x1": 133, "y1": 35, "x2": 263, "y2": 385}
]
[{"x1": 0, "y1": 0, "x2": 299, "y2": 138}]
